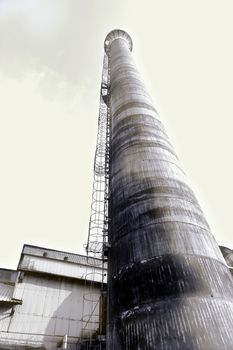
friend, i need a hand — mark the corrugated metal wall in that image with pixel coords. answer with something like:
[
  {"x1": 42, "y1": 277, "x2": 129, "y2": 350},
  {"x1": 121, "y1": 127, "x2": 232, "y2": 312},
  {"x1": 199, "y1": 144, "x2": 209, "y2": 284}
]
[
  {"x1": 0, "y1": 246, "x2": 105, "y2": 349},
  {"x1": 19, "y1": 255, "x2": 104, "y2": 284}
]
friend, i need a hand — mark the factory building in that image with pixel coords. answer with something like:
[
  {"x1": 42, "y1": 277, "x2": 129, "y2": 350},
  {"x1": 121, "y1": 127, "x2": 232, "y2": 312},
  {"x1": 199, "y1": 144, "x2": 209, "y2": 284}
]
[
  {"x1": 0, "y1": 245, "x2": 106, "y2": 349},
  {"x1": 0, "y1": 244, "x2": 232, "y2": 349},
  {"x1": 1, "y1": 29, "x2": 233, "y2": 349}
]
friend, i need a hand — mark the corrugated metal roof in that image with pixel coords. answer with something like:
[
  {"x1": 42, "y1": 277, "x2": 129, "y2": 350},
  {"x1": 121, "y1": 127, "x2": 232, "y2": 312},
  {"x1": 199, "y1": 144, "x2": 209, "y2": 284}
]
[{"x1": 0, "y1": 283, "x2": 22, "y2": 305}]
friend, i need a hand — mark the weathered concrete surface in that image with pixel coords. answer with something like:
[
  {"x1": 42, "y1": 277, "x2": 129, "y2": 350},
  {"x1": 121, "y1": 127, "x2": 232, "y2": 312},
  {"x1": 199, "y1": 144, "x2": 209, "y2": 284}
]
[{"x1": 105, "y1": 29, "x2": 233, "y2": 350}]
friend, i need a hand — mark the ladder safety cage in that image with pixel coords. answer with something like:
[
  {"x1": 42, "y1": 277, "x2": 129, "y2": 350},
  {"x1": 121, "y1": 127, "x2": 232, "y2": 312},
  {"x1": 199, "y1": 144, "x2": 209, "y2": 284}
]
[
  {"x1": 86, "y1": 53, "x2": 110, "y2": 258},
  {"x1": 79, "y1": 53, "x2": 110, "y2": 349}
]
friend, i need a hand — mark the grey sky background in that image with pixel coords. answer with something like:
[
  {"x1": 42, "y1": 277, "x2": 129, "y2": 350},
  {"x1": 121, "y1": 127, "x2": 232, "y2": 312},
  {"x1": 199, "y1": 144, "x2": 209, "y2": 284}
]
[{"x1": 0, "y1": 0, "x2": 233, "y2": 269}]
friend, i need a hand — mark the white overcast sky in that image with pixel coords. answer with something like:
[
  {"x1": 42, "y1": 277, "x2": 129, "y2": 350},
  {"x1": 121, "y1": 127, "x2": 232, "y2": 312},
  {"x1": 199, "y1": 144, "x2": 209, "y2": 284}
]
[{"x1": 0, "y1": 0, "x2": 233, "y2": 269}]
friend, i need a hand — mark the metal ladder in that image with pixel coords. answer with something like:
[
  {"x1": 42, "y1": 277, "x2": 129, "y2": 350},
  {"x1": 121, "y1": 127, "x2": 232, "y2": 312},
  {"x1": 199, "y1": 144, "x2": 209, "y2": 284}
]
[{"x1": 79, "y1": 54, "x2": 110, "y2": 349}]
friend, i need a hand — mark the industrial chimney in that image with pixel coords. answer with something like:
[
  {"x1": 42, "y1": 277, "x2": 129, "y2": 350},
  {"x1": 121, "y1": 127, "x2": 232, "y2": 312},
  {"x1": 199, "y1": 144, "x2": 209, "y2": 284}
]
[{"x1": 105, "y1": 29, "x2": 233, "y2": 349}]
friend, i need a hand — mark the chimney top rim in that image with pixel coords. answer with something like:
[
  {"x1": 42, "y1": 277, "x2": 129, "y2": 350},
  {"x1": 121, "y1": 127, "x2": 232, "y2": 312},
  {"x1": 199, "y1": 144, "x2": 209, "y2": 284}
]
[{"x1": 104, "y1": 29, "x2": 133, "y2": 54}]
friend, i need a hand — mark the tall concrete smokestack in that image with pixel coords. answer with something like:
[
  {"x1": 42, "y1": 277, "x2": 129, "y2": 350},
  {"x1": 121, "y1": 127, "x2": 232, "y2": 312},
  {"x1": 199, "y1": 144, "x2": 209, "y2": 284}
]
[{"x1": 104, "y1": 29, "x2": 233, "y2": 349}]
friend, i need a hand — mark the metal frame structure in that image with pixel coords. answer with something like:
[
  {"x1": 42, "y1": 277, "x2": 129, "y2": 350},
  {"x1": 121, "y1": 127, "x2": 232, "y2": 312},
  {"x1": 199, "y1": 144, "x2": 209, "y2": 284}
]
[
  {"x1": 86, "y1": 54, "x2": 110, "y2": 259},
  {"x1": 79, "y1": 54, "x2": 110, "y2": 349}
]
